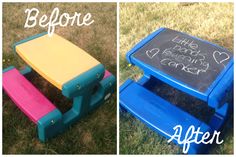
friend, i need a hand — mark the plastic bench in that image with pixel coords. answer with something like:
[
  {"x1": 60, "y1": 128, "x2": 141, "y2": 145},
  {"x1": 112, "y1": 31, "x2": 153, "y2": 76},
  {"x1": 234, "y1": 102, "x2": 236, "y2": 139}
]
[
  {"x1": 120, "y1": 79, "x2": 211, "y2": 153},
  {"x1": 3, "y1": 32, "x2": 116, "y2": 142},
  {"x1": 120, "y1": 28, "x2": 233, "y2": 154},
  {"x1": 3, "y1": 67, "x2": 56, "y2": 124}
]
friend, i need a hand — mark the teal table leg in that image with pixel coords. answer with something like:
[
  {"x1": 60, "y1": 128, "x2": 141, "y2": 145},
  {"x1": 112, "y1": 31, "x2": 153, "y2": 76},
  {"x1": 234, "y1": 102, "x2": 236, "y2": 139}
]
[{"x1": 36, "y1": 65, "x2": 116, "y2": 142}]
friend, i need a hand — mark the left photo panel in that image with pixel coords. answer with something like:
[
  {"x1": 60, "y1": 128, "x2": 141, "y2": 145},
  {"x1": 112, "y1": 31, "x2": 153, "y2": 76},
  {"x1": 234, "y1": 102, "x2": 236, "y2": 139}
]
[{"x1": 2, "y1": 3, "x2": 117, "y2": 154}]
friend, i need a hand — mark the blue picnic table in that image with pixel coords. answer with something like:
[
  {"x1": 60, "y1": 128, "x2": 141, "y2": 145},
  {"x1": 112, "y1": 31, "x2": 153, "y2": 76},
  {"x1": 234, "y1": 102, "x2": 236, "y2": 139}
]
[{"x1": 120, "y1": 28, "x2": 233, "y2": 154}]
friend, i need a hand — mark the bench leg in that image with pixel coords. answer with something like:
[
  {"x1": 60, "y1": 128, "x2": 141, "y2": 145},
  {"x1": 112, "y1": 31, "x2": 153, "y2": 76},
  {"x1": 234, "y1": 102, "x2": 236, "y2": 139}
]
[
  {"x1": 20, "y1": 65, "x2": 32, "y2": 75},
  {"x1": 37, "y1": 109, "x2": 63, "y2": 142},
  {"x1": 209, "y1": 102, "x2": 229, "y2": 130}
]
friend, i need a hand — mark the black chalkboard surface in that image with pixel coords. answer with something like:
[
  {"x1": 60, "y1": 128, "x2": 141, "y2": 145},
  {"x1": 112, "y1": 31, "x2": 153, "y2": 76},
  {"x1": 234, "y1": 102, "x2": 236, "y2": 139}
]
[{"x1": 133, "y1": 28, "x2": 233, "y2": 92}]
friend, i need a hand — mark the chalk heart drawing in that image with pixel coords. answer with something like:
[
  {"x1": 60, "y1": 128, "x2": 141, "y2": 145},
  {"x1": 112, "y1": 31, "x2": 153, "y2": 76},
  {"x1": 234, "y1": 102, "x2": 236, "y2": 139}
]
[
  {"x1": 146, "y1": 48, "x2": 160, "y2": 59},
  {"x1": 213, "y1": 51, "x2": 230, "y2": 64}
]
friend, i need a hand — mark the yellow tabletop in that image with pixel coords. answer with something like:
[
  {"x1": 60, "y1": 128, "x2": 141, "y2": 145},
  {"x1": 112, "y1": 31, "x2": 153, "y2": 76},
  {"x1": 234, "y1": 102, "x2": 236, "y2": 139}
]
[{"x1": 15, "y1": 33, "x2": 100, "y2": 90}]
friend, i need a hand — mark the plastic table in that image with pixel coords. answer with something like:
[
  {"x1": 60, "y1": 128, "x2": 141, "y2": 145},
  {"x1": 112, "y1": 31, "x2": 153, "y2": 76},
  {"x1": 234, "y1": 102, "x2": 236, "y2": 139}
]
[
  {"x1": 3, "y1": 32, "x2": 115, "y2": 142},
  {"x1": 120, "y1": 28, "x2": 233, "y2": 154}
]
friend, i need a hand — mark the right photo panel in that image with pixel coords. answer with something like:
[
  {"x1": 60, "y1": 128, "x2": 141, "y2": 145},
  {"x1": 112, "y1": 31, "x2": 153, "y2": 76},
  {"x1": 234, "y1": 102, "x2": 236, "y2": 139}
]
[{"x1": 119, "y1": 2, "x2": 233, "y2": 154}]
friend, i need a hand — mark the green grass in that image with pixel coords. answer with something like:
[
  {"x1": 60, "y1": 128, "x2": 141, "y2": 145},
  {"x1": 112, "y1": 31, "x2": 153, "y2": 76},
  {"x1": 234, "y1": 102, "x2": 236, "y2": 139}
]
[
  {"x1": 119, "y1": 2, "x2": 233, "y2": 154},
  {"x1": 3, "y1": 3, "x2": 117, "y2": 154}
]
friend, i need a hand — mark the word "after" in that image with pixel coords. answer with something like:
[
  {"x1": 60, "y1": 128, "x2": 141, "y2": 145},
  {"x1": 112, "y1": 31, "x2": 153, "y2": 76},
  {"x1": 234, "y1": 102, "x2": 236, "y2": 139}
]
[
  {"x1": 168, "y1": 125, "x2": 223, "y2": 154},
  {"x1": 24, "y1": 7, "x2": 94, "y2": 36}
]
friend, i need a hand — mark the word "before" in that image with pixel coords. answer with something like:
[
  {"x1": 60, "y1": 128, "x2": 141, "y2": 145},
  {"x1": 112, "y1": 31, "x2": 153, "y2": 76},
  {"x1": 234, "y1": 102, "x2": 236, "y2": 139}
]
[{"x1": 24, "y1": 7, "x2": 94, "y2": 36}]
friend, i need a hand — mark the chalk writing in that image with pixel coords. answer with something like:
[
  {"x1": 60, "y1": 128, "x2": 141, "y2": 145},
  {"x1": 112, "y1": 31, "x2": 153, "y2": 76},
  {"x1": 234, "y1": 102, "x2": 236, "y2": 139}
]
[
  {"x1": 172, "y1": 36, "x2": 198, "y2": 50},
  {"x1": 145, "y1": 35, "x2": 210, "y2": 75},
  {"x1": 24, "y1": 7, "x2": 94, "y2": 37},
  {"x1": 168, "y1": 125, "x2": 223, "y2": 154},
  {"x1": 134, "y1": 28, "x2": 233, "y2": 92},
  {"x1": 146, "y1": 48, "x2": 160, "y2": 59},
  {"x1": 213, "y1": 51, "x2": 230, "y2": 65}
]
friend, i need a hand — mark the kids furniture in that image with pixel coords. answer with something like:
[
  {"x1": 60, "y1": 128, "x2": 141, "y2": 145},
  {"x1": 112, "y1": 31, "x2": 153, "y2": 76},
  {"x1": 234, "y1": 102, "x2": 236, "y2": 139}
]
[
  {"x1": 3, "y1": 32, "x2": 115, "y2": 142},
  {"x1": 120, "y1": 28, "x2": 233, "y2": 154}
]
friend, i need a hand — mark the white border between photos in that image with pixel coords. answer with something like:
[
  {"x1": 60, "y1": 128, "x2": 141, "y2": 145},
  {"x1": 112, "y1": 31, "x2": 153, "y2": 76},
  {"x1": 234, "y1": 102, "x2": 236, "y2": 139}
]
[
  {"x1": 117, "y1": 1, "x2": 120, "y2": 155},
  {"x1": 0, "y1": 1, "x2": 2, "y2": 156},
  {"x1": 0, "y1": 0, "x2": 235, "y2": 2}
]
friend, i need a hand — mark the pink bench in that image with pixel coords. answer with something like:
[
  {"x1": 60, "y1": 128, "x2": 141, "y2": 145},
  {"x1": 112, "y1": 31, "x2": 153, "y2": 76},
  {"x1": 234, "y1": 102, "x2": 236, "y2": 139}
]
[
  {"x1": 3, "y1": 68, "x2": 56, "y2": 124},
  {"x1": 3, "y1": 68, "x2": 112, "y2": 124},
  {"x1": 3, "y1": 66, "x2": 114, "y2": 142}
]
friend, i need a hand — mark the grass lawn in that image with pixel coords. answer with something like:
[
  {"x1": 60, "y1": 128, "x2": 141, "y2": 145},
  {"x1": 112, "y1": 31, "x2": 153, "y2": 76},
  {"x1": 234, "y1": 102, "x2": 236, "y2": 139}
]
[
  {"x1": 3, "y1": 3, "x2": 117, "y2": 154},
  {"x1": 119, "y1": 2, "x2": 233, "y2": 154}
]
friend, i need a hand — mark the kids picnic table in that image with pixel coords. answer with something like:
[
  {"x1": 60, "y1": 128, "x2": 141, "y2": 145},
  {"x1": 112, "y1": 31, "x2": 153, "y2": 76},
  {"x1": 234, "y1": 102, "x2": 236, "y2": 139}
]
[
  {"x1": 120, "y1": 28, "x2": 233, "y2": 154},
  {"x1": 3, "y1": 32, "x2": 115, "y2": 142}
]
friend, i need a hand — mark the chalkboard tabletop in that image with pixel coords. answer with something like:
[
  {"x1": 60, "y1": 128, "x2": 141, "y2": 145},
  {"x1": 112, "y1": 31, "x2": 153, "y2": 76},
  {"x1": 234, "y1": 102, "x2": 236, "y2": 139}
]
[{"x1": 131, "y1": 28, "x2": 233, "y2": 93}]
